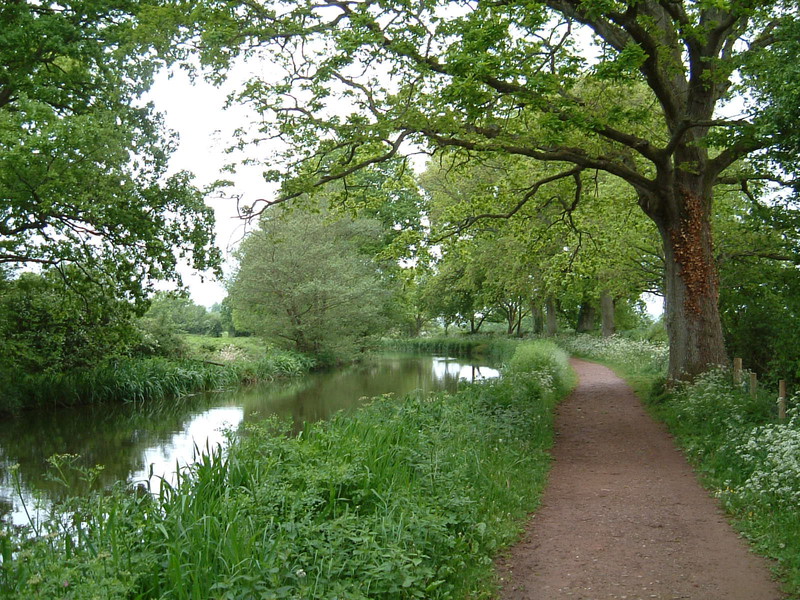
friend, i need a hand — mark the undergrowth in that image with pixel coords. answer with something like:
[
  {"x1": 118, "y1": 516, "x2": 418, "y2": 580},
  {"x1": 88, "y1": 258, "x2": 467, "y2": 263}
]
[
  {"x1": 381, "y1": 336, "x2": 520, "y2": 362},
  {"x1": 0, "y1": 340, "x2": 571, "y2": 599}
]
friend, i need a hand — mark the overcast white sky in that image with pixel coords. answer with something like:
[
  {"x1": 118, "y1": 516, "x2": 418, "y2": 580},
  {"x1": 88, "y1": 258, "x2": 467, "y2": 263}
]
[{"x1": 149, "y1": 66, "x2": 272, "y2": 307}]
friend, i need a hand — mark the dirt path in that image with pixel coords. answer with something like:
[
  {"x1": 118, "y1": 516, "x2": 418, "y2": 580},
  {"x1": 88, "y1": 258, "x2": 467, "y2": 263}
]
[{"x1": 497, "y1": 359, "x2": 783, "y2": 600}]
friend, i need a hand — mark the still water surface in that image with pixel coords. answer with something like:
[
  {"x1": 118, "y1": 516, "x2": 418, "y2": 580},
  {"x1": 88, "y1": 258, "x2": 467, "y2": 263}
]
[{"x1": 0, "y1": 354, "x2": 499, "y2": 525}]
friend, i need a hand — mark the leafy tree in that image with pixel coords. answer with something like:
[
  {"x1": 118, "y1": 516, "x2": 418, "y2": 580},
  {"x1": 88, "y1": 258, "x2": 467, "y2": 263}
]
[
  {"x1": 229, "y1": 208, "x2": 392, "y2": 361},
  {"x1": 0, "y1": 0, "x2": 220, "y2": 301},
  {"x1": 422, "y1": 152, "x2": 660, "y2": 336},
  {"x1": 714, "y1": 191, "x2": 800, "y2": 386},
  {"x1": 192, "y1": 0, "x2": 798, "y2": 378},
  {"x1": 141, "y1": 293, "x2": 220, "y2": 336},
  {"x1": 0, "y1": 269, "x2": 140, "y2": 374}
]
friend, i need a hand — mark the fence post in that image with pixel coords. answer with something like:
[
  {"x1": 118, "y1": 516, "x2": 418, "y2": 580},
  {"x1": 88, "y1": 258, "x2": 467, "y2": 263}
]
[
  {"x1": 778, "y1": 380, "x2": 787, "y2": 421},
  {"x1": 733, "y1": 358, "x2": 743, "y2": 386},
  {"x1": 750, "y1": 372, "x2": 758, "y2": 398}
]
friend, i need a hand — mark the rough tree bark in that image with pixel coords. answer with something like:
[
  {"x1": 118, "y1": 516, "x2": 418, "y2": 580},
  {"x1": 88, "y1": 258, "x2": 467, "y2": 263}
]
[
  {"x1": 545, "y1": 297, "x2": 558, "y2": 337},
  {"x1": 600, "y1": 290, "x2": 615, "y2": 338},
  {"x1": 531, "y1": 302, "x2": 544, "y2": 335},
  {"x1": 577, "y1": 302, "x2": 596, "y2": 333},
  {"x1": 640, "y1": 176, "x2": 728, "y2": 379}
]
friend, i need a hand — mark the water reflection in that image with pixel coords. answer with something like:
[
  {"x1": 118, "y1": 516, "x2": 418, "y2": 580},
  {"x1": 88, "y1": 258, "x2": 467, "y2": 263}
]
[{"x1": 0, "y1": 353, "x2": 499, "y2": 524}]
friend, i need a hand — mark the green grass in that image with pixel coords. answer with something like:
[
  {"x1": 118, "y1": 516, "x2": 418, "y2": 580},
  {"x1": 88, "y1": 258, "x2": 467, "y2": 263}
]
[{"x1": 0, "y1": 340, "x2": 572, "y2": 599}]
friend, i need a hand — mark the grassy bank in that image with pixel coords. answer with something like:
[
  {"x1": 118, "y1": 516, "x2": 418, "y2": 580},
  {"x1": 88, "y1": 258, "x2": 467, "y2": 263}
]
[
  {"x1": 554, "y1": 334, "x2": 799, "y2": 597},
  {"x1": 1, "y1": 345, "x2": 315, "y2": 414},
  {"x1": 0, "y1": 339, "x2": 572, "y2": 599}
]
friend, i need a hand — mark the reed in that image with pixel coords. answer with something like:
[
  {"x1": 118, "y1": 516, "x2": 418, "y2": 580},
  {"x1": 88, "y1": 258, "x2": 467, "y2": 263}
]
[
  {"x1": 382, "y1": 336, "x2": 521, "y2": 362},
  {"x1": 2, "y1": 349, "x2": 314, "y2": 414}
]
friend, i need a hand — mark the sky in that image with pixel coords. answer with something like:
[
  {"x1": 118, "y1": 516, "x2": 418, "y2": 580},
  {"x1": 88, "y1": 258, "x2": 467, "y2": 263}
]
[{"x1": 149, "y1": 66, "x2": 270, "y2": 307}]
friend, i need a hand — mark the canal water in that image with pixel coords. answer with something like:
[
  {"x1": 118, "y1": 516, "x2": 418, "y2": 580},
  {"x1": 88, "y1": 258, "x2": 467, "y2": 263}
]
[{"x1": 0, "y1": 354, "x2": 500, "y2": 525}]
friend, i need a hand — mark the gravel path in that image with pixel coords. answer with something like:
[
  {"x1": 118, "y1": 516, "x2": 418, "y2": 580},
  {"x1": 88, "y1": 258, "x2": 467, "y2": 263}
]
[{"x1": 496, "y1": 359, "x2": 783, "y2": 600}]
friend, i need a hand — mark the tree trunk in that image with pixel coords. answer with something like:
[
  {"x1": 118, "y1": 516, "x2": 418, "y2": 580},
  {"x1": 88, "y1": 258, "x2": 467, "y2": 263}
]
[
  {"x1": 545, "y1": 297, "x2": 558, "y2": 337},
  {"x1": 531, "y1": 302, "x2": 544, "y2": 334},
  {"x1": 600, "y1": 290, "x2": 615, "y2": 338},
  {"x1": 576, "y1": 302, "x2": 596, "y2": 333},
  {"x1": 645, "y1": 181, "x2": 728, "y2": 379},
  {"x1": 504, "y1": 303, "x2": 516, "y2": 335}
]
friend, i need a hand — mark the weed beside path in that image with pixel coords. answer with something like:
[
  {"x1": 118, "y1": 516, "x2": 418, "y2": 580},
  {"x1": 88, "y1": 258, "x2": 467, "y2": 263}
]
[{"x1": 497, "y1": 359, "x2": 783, "y2": 600}]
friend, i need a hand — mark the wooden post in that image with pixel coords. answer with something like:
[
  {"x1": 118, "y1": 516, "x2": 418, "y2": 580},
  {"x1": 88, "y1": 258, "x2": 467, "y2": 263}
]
[
  {"x1": 778, "y1": 380, "x2": 787, "y2": 421},
  {"x1": 749, "y1": 372, "x2": 758, "y2": 398},
  {"x1": 733, "y1": 358, "x2": 743, "y2": 386}
]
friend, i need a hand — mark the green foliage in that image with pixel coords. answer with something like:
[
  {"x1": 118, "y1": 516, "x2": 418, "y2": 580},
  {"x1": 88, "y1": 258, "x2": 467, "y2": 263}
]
[
  {"x1": 0, "y1": 0, "x2": 220, "y2": 299},
  {"x1": 229, "y1": 207, "x2": 394, "y2": 362},
  {"x1": 0, "y1": 348, "x2": 314, "y2": 414},
  {"x1": 0, "y1": 270, "x2": 140, "y2": 375},
  {"x1": 741, "y1": 15, "x2": 800, "y2": 181},
  {"x1": 136, "y1": 293, "x2": 225, "y2": 357},
  {"x1": 715, "y1": 193, "x2": 800, "y2": 387},
  {"x1": 0, "y1": 341, "x2": 571, "y2": 599},
  {"x1": 188, "y1": 0, "x2": 799, "y2": 378},
  {"x1": 383, "y1": 336, "x2": 514, "y2": 362},
  {"x1": 649, "y1": 370, "x2": 800, "y2": 595}
]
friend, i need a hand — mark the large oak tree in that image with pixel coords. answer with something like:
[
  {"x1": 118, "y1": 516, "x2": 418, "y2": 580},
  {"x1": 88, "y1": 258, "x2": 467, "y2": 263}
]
[{"x1": 192, "y1": 0, "x2": 798, "y2": 378}]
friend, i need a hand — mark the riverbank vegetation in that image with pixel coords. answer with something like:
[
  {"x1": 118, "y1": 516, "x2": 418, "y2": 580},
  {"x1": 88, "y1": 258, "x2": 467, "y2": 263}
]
[
  {"x1": 2, "y1": 350, "x2": 315, "y2": 415},
  {"x1": 559, "y1": 334, "x2": 800, "y2": 596},
  {"x1": 0, "y1": 340, "x2": 571, "y2": 599}
]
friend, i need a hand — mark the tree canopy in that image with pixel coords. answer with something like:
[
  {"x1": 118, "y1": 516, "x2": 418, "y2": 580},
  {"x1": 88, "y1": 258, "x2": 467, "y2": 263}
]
[
  {"x1": 0, "y1": 0, "x2": 220, "y2": 300},
  {"x1": 189, "y1": 0, "x2": 799, "y2": 378},
  {"x1": 229, "y1": 207, "x2": 393, "y2": 361}
]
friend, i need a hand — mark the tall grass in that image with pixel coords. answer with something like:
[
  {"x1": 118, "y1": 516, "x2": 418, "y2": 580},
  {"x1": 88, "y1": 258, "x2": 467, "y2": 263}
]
[
  {"x1": 0, "y1": 340, "x2": 572, "y2": 599},
  {"x1": 2, "y1": 349, "x2": 315, "y2": 414}
]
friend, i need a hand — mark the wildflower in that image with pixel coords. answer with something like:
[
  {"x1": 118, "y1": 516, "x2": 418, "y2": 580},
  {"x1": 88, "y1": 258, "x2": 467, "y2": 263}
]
[{"x1": 296, "y1": 568, "x2": 307, "y2": 579}]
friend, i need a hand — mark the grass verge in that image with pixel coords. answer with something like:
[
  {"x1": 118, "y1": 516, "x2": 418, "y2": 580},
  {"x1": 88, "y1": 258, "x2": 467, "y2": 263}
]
[
  {"x1": 648, "y1": 371, "x2": 800, "y2": 597},
  {"x1": 0, "y1": 340, "x2": 571, "y2": 599}
]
